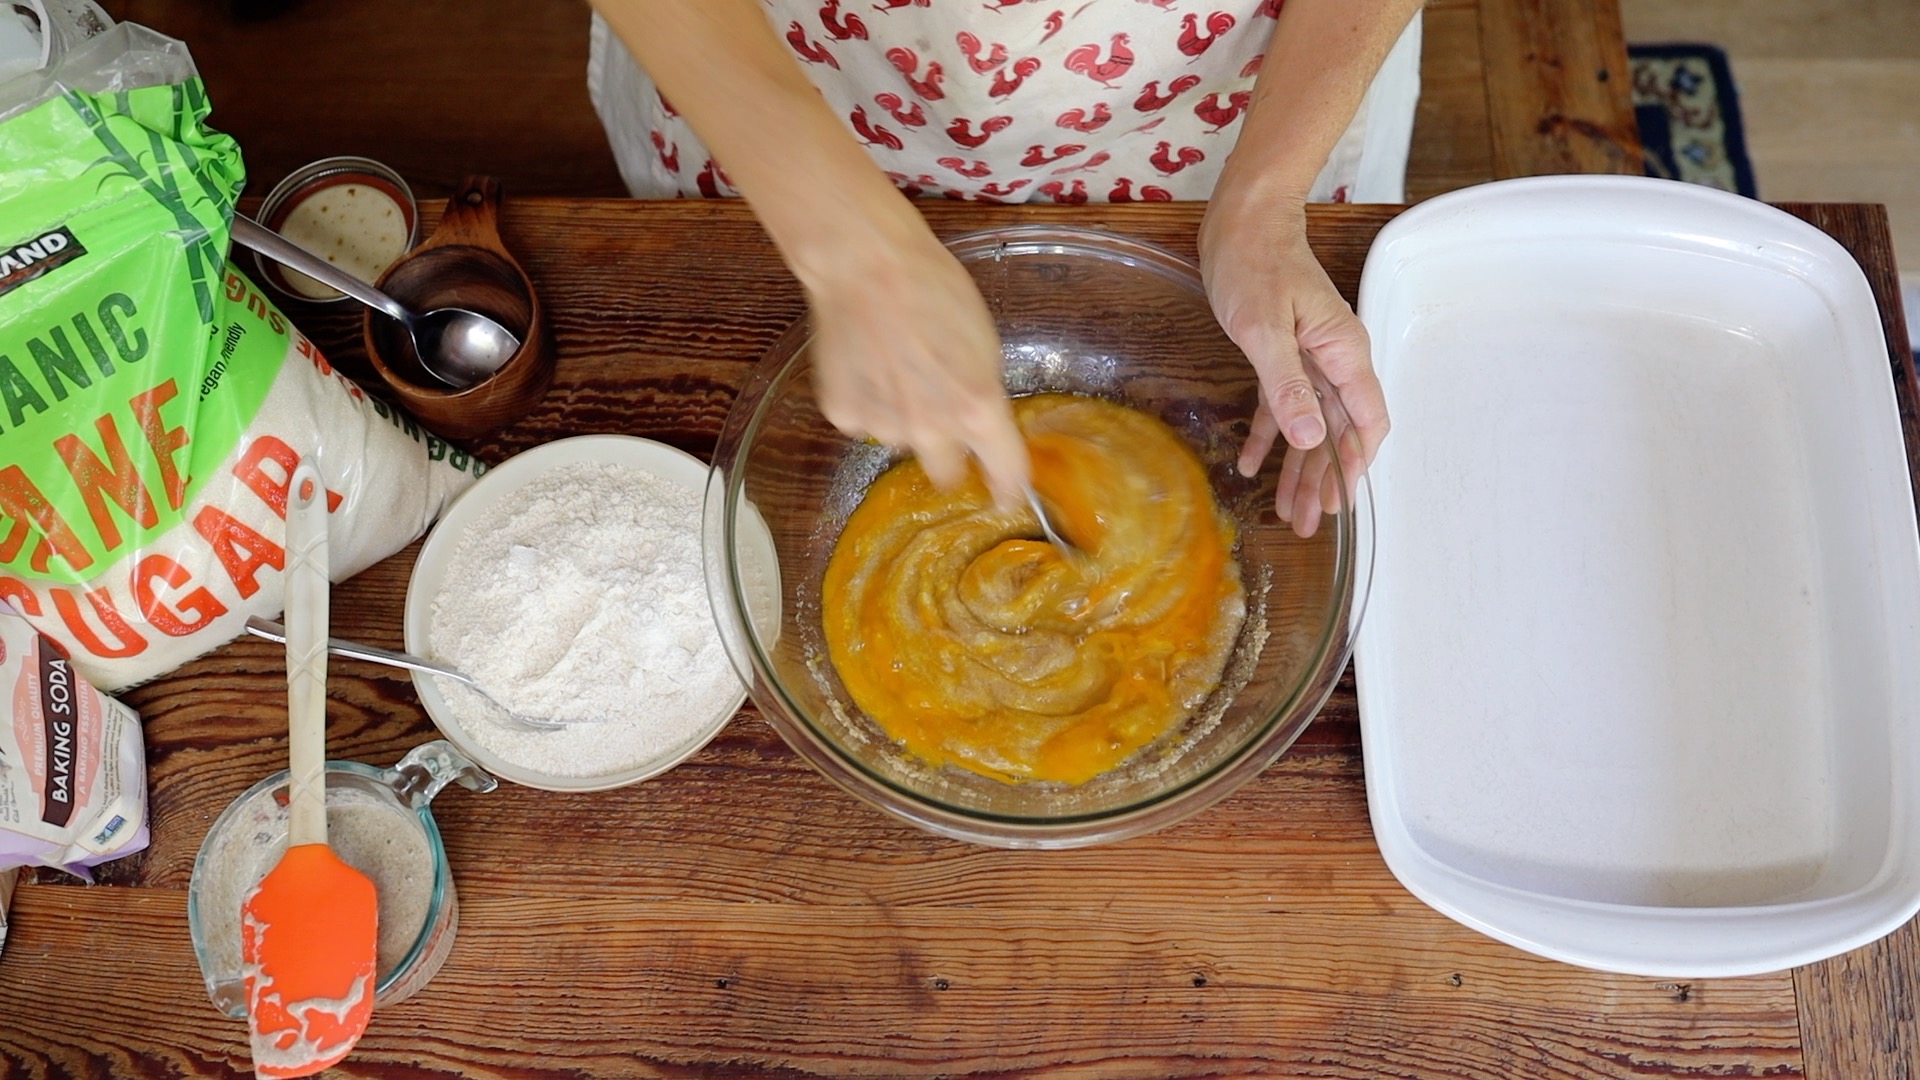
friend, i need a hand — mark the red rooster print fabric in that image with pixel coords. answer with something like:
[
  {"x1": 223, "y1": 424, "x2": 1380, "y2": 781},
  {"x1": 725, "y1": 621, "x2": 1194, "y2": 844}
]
[{"x1": 588, "y1": 1, "x2": 1421, "y2": 205}]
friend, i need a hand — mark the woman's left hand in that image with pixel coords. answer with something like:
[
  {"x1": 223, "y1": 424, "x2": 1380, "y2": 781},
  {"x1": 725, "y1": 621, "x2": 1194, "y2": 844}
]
[{"x1": 1199, "y1": 197, "x2": 1389, "y2": 538}]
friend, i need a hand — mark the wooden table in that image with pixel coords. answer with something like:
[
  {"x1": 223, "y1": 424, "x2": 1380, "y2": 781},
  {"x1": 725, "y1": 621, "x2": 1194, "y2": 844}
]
[{"x1": 3, "y1": 198, "x2": 1914, "y2": 1078}]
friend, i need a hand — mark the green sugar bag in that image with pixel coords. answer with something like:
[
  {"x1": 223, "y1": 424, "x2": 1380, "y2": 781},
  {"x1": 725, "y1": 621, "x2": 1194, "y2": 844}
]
[{"x1": 0, "y1": 5, "x2": 481, "y2": 691}]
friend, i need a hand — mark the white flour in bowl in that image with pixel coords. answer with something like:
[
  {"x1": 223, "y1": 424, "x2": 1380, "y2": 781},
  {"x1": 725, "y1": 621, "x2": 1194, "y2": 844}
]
[{"x1": 428, "y1": 460, "x2": 740, "y2": 778}]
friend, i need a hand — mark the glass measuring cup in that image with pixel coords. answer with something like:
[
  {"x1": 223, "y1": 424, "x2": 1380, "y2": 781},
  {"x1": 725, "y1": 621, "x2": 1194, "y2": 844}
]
[{"x1": 187, "y1": 740, "x2": 495, "y2": 1016}]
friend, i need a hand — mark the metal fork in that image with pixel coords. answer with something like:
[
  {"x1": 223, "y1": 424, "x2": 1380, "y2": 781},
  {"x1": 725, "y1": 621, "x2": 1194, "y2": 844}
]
[
  {"x1": 1024, "y1": 484, "x2": 1078, "y2": 558},
  {"x1": 243, "y1": 616, "x2": 581, "y2": 732}
]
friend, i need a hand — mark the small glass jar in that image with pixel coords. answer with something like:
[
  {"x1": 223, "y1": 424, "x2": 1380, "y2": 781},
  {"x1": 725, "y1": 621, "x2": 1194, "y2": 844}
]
[
  {"x1": 187, "y1": 740, "x2": 494, "y2": 1016},
  {"x1": 252, "y1": 155, "x2": 419, "y2": 304}
]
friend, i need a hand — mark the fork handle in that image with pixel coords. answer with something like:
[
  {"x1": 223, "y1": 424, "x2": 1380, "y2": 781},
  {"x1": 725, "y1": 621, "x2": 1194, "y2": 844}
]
[{"x1": 245, "y1": 616, "x2": 474, "y2": 686}]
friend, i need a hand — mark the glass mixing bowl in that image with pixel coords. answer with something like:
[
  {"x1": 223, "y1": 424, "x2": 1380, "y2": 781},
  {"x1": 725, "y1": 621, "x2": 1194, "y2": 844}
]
[{"x1": 704, "y1": 225, "x2": 1372, "y2": 848}]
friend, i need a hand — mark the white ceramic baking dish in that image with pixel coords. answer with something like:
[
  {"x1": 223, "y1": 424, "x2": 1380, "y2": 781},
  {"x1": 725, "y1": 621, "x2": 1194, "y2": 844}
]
[{"x1": 1354, "y1": 175, "x2": 1920, "y2": 977}]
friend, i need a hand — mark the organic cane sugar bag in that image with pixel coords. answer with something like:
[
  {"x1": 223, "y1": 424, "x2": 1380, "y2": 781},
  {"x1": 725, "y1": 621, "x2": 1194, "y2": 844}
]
[
  {"x1": 0, "y1": 602, "x2": 149, "y2": 879},
  {"x1": 0, "y1": 12, "x2": 481, "y2": 690}
]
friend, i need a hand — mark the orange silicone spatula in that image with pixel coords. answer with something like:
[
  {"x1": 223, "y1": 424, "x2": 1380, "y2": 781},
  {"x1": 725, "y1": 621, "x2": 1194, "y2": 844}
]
[{"x1": 240, "y1": 461, "x2": 378, "y2": 1078}]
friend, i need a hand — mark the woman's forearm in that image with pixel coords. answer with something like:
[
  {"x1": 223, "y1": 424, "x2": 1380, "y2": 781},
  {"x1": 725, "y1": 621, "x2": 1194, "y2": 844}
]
[
  {"x1": 589, "y1": 0, "x2": 922, "y2": 289},
  {"x1": 591, "y1": 0, "x2": 1029, "y2": 504},
  {"x1": 1214, "y1": 0, "x2": 1423, "y2": 211}
]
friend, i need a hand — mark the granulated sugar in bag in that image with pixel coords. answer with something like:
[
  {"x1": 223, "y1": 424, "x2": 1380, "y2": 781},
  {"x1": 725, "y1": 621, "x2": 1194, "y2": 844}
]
[{"x1": 0, "y1": 10, "x2": 481, "y2": 690}]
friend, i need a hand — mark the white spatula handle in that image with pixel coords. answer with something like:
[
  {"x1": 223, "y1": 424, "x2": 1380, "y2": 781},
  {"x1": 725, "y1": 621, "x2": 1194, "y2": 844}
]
[{"x1": 284, "y1": 462, "x2": 331, "y2": 848}]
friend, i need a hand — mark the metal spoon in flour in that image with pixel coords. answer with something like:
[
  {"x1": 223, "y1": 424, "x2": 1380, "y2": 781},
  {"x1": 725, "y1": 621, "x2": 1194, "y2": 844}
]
[{"x1": 243, "y1": 617, "x2": 594, "y2": 733}]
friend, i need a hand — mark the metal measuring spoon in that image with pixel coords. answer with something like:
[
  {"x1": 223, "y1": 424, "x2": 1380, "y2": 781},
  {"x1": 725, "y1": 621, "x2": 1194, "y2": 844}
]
[
  {"x1": 243, "y1": 617, "x2": 587, "y2": 733},
  {"x1": 230, "y1": 214, "x2": 520, "y2": 389}
]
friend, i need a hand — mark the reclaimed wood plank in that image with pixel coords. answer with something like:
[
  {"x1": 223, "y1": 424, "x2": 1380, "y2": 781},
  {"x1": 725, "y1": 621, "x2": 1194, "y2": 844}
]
[
  {"x1": 1477, "y1": 0, "x2": 1643, "y2": 177},
  {"x1": 0, "y1": 885, "x2": 1801, "y2": 1079},
  {"x1": 1406, "y1": 0, "x2": 1498, "y2": 202},
  {"x1": 253, "y1": 199, "x2": 1398, "y2": 416},
  {"x1": 101, "y1": 687, "x2": 1391, "y2": 908},
  {"x1": 1774, "y1": 202, "x2": 1920, "y2": 1080}
]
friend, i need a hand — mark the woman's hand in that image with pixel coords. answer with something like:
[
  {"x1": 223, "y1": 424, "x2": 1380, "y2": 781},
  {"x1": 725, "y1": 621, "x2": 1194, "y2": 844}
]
[
  {"x1": 804, "y1": 222, "x2": 1029, "y2": 509},
  {"x1": 591, "y1": 1, "x2": 1027, "y2": 507},
  {"x1": 1199, "y1": 197, "x2": 1388, "y2": 537},
  {"x1": 1191, "y1": 0, "x2": 1420, "y2": 535}
]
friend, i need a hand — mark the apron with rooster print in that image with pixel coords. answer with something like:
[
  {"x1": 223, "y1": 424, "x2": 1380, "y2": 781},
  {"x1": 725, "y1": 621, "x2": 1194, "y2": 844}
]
[{"x1": 588, "y1": 1, "x2": 1421, "y2": 204}]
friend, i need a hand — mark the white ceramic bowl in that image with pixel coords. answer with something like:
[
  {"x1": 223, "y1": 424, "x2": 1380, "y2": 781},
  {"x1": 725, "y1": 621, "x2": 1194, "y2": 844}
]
[{"x1": 404, "y1": 435, "x2": 748, "y2": 792}]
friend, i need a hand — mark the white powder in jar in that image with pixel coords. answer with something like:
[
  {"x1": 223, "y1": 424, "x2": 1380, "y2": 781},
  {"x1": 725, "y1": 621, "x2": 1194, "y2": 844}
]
[
  {"x1": 275, "y1": 181, "x2": 410, "y2": 300},
  {"x1": 427, "y1": 460, "x2": 741, "y2": 778}
]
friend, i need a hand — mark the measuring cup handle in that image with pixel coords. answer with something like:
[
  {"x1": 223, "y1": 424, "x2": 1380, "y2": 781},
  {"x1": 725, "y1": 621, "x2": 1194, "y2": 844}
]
[{"x1": 387, "y1": 740, "x2": 499, "y2": 808}]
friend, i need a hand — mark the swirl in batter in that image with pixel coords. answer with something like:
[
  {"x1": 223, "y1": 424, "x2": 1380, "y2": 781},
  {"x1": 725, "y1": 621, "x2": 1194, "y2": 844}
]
[{"x1": 823, "y1": 394, "x2": 1246, "y2": 785}]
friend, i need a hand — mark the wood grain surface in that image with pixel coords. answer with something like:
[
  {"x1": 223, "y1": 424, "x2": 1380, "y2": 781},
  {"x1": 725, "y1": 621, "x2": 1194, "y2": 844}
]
[
  {"x1": 1773, "y1": 203, "x2": 1920, "y2": 1080},
  {"x1": 3, "y1": 883, "x2": 1804, "y2": 1080},
  {"x1": 1, "y1": 200, "x2": 1912, "y2": 1078},
  {"x1": 1477, "y1": 0, "x2": 1643, "y2": 178},
  {"x1": 1406, "y1": 0, "x2": 1499, "y2": 202}
]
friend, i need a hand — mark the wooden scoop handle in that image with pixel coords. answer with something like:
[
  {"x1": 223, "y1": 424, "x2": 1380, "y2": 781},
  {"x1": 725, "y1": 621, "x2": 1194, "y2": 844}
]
[
  {"x1": 284, "y1": 462, "x2": 330, "y2": 848},
  {"x1": 422, "y1": 175, "x2": 508, "y2": 252}
]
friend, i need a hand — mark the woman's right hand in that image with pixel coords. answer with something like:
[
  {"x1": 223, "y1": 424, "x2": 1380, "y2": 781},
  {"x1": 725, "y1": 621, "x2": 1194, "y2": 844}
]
[
  {"x1": 590, "y1": 2, "x2": 1025, "y2": 503},
  {"x1": 803, "y1": 224, "x2": 1030, "y2": 510}
]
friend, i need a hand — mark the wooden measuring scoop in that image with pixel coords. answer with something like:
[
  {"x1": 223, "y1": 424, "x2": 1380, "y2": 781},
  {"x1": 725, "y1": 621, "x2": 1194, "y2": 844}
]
[
  {"x1": 240, "y1": 462, "x2": 378, "y2": 1078},
  {"x1": 362, "y1": 175, "x2": 554, "y2": 440}
]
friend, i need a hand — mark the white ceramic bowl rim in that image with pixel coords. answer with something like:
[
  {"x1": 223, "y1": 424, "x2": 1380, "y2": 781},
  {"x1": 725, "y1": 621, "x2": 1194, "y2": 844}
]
[{"x1": 404, "y1": 434, "x2": 748, "y2": 792}]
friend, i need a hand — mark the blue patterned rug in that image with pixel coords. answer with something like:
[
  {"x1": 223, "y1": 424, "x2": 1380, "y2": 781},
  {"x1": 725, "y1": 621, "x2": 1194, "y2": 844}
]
[{"x1": 1630, "y1": 43, "x2": 1757, "y2": 198}]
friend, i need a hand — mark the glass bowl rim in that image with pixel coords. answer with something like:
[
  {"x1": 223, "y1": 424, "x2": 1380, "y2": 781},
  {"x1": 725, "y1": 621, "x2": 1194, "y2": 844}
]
[{"x1": 705, "y1": 223, "x2": 1374, "y2": 847}]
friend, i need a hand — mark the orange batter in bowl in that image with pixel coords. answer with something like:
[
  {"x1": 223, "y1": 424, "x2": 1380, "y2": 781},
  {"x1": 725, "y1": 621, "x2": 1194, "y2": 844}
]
[{"x1": 823, "y1": 394, "x2": 1246, "y2": 785}]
